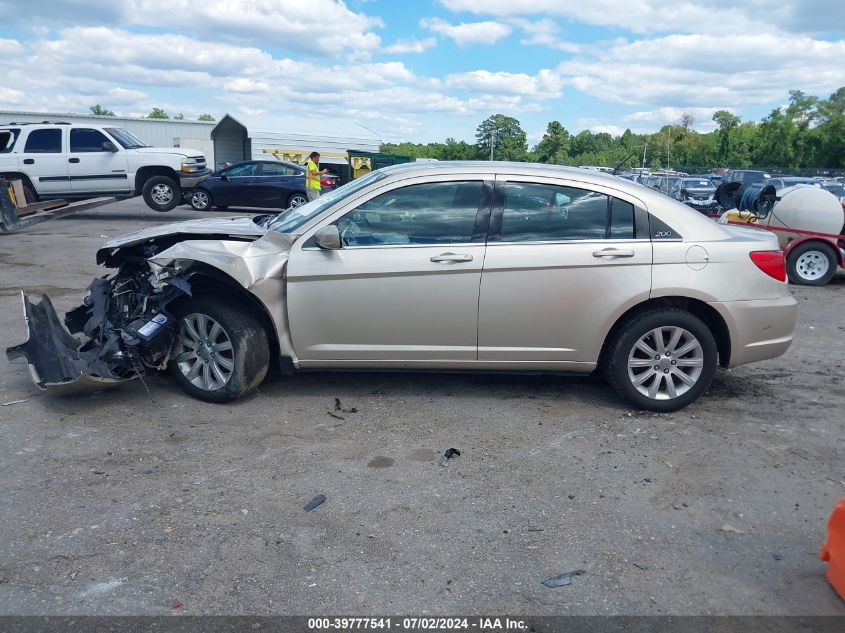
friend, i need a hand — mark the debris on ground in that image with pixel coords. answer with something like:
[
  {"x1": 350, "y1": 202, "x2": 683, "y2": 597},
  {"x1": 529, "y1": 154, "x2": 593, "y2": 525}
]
[
  {"x1": 440, "y1": 447, "x2": 461, "y2": 467},
  {"x1": 826, "y1": 477, "x2": 845, "y2": 488},
  {"x1": 328, "y1": 398, "x2": 358, "y2": 419},
  {"x1": 772, "y1": 553, "x2": 783, "y2": 561},
  {"x1": 68, "y1": 570, "x2": 79, "y2": 581},
  {"x1": 541, "y1": 569, "x2": 585, "y2": 588},
  {"x1": 1, "y1": 399, "x2": 28, "y2": 406},
  {"x1": 304, "y1": 495, "x2": 327, "y2": 512},
  {"x1": 170, "y1": 600, "x2": 183, "y2": 609},
  {"x1": 719, "y1": 523, "x2": 745, "y2": 534},
  {"x1": 632, "y1": 562, "x2": 649, "y2": 570},
  {"x1": 327, "y1": 411, "x2": 344, "y2": 420},
  {"x1": 334, "y1": 398, "x2": 342, "y2": 411}
]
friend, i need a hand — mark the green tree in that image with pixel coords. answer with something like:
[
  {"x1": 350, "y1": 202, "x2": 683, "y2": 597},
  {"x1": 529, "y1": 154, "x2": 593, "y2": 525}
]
[
  {"x1": 148, "y1": 107, "x2": 170, "y2": 119},
  {"x1": 475, "y1": 114, "x2": 528, "y2": 161},
  {"x1": 89, "y1": 104, "x2": 115, "y2": 116},
  {"x1": 197, "y1": 113, "x2": 216, "y2": 121},
  {"x1": 712, "y1": 110, "x2": 740, "y2": 164},
  {"x1": 534, "y1": 121, "x2": 570, "y2": 164},
  {"x1": 173, "y1": 112, "x2": 185, "y2": 120}
]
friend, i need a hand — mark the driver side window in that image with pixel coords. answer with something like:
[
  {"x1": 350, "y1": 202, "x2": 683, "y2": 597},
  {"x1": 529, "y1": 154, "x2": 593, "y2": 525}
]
[
  {"x1": 337, "y1": 181, "x2": 483, "y2": 246},
  {"x1": 224, "y1": 163, "x2": 258, "y2": 177}
]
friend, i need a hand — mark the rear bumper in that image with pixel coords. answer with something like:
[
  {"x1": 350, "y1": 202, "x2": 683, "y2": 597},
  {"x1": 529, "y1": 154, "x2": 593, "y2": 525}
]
[{"x1": 709, "y1": 294, "x2": 798, "y2": 367}]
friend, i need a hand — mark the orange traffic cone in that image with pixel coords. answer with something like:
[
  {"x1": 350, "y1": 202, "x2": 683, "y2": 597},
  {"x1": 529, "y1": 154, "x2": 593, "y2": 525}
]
[{"x1": 820, "y1": 498, "x2": 845, "y2": 600}]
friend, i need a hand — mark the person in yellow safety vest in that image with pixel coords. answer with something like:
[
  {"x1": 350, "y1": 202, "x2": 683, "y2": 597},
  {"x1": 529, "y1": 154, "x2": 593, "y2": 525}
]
[{"x1": 305, "y1": 151, "x2": 328, "y2": 202}]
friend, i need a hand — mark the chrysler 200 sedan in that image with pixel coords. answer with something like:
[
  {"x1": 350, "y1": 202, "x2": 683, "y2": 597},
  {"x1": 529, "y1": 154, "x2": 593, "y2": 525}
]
[{"x1": 8, "y1": 162, "x2": 798, "y2": 412}]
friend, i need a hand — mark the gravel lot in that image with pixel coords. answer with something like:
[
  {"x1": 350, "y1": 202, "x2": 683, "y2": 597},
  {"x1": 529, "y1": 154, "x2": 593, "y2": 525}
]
[{"x1": 0, "y1": 198, "x2": 843, "y2": 616}]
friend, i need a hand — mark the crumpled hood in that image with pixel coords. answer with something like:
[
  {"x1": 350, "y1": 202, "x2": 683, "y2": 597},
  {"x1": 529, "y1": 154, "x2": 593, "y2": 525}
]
[{"x1": 101, "y1": 216, "x2": 267, "y2": 251}]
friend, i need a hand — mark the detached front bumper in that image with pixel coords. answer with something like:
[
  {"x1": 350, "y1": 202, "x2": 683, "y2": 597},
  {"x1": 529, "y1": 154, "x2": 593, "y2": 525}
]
[
  {"x1": 6, "y1": 293, "x2": 132, "y2": 390},
  {"x1": 179, "y1": 169, "x2": 211, "y2": 189}
]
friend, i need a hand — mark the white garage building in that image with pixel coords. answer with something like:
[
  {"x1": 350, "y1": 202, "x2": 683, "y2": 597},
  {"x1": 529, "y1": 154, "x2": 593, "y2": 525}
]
[{"x1": 0, "y1": 110, "x2": 384, "y2": 172}]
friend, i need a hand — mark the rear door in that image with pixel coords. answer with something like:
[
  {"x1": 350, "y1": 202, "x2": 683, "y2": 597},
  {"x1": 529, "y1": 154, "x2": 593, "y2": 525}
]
[
  {"x1": 68, "y1": 128, "x2": 130, "y2": 193},
  {"x1": 478, "y1": 176, "x2": 653, "y2": 365},
  {"x1": 287, "y1": 176, "x2": 493, "y2": 364},
  {"x1": 18, "y1": 128, "x2": 69, "y2": 196},
  {"x1": 257, "y1": 162, "x2": 302, "y2": 208}
]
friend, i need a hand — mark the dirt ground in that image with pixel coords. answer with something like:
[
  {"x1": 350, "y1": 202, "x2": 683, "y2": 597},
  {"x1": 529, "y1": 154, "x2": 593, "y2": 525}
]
[{"x1": 0, "y1": 198, "x2": 843, "y2": 616}]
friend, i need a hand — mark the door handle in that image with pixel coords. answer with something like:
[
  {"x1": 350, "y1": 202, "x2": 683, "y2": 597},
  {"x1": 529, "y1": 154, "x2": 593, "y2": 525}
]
[
  {"x1": 69, "y1": 157, "x2": 80, "y2": 163},
  {"x1": 592, "y1": 248, "x2": 635, "y2": 258},
  {"x1": 23, "y1": 159, "x2": 34, "y2": 165},
  {"x1": 430, "y1": 253, "x2": 473, "y2": 263}
]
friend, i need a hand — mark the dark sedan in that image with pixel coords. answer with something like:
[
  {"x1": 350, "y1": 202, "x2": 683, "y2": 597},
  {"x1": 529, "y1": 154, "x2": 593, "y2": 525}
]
[{"x1": 187, "y1": 160, "x2": 337, "y2": 211}]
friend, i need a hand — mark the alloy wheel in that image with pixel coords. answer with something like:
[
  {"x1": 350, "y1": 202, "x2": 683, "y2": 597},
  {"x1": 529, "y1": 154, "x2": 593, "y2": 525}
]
[
  {"x1": 151, "y1": 183, "x2": 174, "y2": 206},
  {"x1": 627, "y1": 326, "x2": 704, "y2": 400},
  {"x1": 191, "y1": 190, "x2": 210, "y2": 210},
  {"x1": 175, "y1": 313, "x2": 235, "y2": 391}
]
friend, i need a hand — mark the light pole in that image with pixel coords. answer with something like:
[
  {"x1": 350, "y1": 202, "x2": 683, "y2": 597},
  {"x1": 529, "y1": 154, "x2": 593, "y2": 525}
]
[{"x1": 490, "y1": 128, "x2": 497, "y2": 161}]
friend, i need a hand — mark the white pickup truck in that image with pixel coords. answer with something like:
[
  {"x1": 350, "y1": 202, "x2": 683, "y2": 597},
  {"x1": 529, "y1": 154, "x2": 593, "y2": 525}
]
[{"x1": 0, "y1": 122, "x2": 210, "y2": 211}]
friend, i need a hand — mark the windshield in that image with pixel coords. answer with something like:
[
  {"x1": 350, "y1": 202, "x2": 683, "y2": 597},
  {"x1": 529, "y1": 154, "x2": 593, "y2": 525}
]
[
  {"x1": 267, "y1": 170, "x2": 388, "y2": 233},
  {"x1": 824, "y1": 184, "x2": 845, "y2": 197},
  {"x1": 680, "y1": 179, "x2": 713, "y2": 188},
  {"x1": 104, "y1": 127, "x2": 150, "y2": 149}
]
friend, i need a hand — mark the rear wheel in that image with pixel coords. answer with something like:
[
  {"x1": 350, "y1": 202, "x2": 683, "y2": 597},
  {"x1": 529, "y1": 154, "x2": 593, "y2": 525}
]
[
  {"x1": 287, "y1": 192, "x2": 308, "y2": 209},
  {"x1": 169, "y1": 298, "x2": 270, "y2": 403},
  {"x1": 786, "y1": 242, "x2": 837, "y2": 286},
  {"x1": 604, "y1": 308, "x2": 717, "y2": 412},
  {"x1": 189, "y1": 189, "x2": 213, "y2": 211}
]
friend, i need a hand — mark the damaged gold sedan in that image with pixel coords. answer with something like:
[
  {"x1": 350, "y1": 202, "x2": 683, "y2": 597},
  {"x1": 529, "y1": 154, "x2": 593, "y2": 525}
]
[{"x1": 7, "y1": 163, "x2": 798, "y2": 411}]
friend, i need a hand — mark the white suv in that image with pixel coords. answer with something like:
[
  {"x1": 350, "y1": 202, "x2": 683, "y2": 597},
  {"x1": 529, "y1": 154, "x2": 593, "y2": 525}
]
[{"x1": 0, "y1": 122, "x2": 209, "y2": 211}]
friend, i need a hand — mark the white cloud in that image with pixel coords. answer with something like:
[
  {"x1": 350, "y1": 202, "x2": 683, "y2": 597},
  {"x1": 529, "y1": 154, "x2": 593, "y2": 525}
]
[
  {"x1": 384, "y1": 37, "x2": 437, "y2": 54},
  {"x1": 225, "y1": 78, "x2": 270, "y2": 93},
  {"x1": 421, "y1": 17, "x2": 512, "y2": 46},
  {"x1": 0, "y1": 87, "x2": 25, "y2": 104},
  {"x1": 445, "y1": 69, "x2": 562, "y2": 98},
  {"x1": 510, "y1": 18, "x2": 580, "y2": 52}
]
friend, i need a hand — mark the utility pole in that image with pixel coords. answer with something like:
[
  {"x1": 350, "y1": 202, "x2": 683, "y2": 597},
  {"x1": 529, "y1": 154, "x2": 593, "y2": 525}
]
[
  {"x1": 666, "y1": 127, "x2": 671, "y2": 171},
  {"x1": 490, "y1": 128, "x2": 497, "y2": 161},
  {"x1": 642, "y1": 142, "x2": 647, "y2": 168}
]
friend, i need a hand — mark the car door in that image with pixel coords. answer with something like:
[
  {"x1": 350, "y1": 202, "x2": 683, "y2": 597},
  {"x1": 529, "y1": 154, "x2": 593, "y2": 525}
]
[
  {"x1": 287, "y1": 176, "x2": 493, "y2": 364},
  {"x1": 18, "y1": 128, "x2": 69, "y2": 196},
  {"x1": 68, "y1": 128, "x2": 130, "y2": 194},
  {"x1": 214, "y1": 162, "x2": 259, "y2": 207},
  {"x1": 257, "y1": 162, "x2": 301, "y2": 208},
  {"x1": 477, "y1": 176, "x2": 653, "y2": 366}
]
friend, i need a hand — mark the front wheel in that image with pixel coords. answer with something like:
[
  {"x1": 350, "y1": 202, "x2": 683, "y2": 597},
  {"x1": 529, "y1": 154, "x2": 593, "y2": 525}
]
[
  {"x1": 786, "y1": 242, "x2": 837, "y2": 286},
  {"x1": 189, "y1": 188, "x2": 213, "y2": 211},
  {"x1": 142, "y1": 175, "x2": 181, "y2": 212},
  {"x1": 604, "y1": 309, "x2": 717, "y2": 412},
  {"x1": 169, "y1": 298, "x2": 270, "y2": 403}
]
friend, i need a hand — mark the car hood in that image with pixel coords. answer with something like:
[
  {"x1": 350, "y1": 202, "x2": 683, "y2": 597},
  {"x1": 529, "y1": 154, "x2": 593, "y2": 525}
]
[
  {"x1": 130, "y1": 147, "x2": 205, "y2": 159},
  {"x1": 101, "y1": 216, "x2": 267, "y2": 250}
]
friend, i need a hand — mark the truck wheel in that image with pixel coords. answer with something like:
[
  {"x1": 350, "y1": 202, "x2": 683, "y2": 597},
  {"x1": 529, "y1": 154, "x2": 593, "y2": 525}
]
[
  {"x1": 143, "y1": 175, "x2": 181, "y2": 212},
  {"x1": 604, "y1": 308, "x2": 717, "y2": 412},
  {"x1": 189, "y1": 189, "x2": 213, "y2": 211},
  {"x1": 169, "y1": 298, "x2": 270, "y2": 403},
  {"x1": 786, "y1": 242, "x2": 837, "y2": 286}
]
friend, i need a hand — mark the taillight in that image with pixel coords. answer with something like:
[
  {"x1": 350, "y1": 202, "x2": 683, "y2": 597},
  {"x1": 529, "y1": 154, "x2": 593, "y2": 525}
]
[
  {"x1": 749, "y1": 250, "x2": 786, "y2": 281},
  {"x1": 320, "y1": 178, "x2": 334, "y2": 187}
]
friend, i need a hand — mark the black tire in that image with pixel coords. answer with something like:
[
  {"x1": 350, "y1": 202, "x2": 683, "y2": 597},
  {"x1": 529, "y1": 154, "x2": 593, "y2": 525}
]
[
  {"x1": 142, "y1": 175, "x2": 181, "y2": 212},
  {"x1": 169, "y1": 298, "x2": 270, "y2": 403},
  {"x1": 189, "y1": 188, "x2": 213, "y2": 211},
  {"x1": 287, "y1": 192, "x2": 308, "y2": 209},
  {"x1": 786, "y1": 241, "x2": 837, "y2": 286},
  {"x1": 604, "y1": 308, "x2": 717, "y2": 412}
]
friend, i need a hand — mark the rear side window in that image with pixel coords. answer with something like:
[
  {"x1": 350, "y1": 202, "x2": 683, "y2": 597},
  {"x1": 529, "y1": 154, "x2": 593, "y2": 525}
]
[
  {"x1": 499, "y1": 181, "x2": 640, "y2": 242},
  {"x1": 261, "y1": 163, "x2": 297, "y2": 176},
  {"x1": 70, "y1": 128, "x2": 112, "y2": 152},
  {"x1": 338, "y1": 181, "x2": 483, "y2": 246},
  {"x1": 0, "y1": 129, "x2": 20, "y2": 153},
  {"x1": 500, "y1": 182, "x2": 608, "y2": 241},
  {"x1": 24, "y1": 129, "x2": 62, "y2": 153}
]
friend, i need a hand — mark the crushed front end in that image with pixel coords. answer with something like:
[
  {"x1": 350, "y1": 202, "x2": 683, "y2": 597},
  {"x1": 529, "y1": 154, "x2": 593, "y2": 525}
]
[{"x1": 7, "y1": 254, "x2": 192, "y2": 391}]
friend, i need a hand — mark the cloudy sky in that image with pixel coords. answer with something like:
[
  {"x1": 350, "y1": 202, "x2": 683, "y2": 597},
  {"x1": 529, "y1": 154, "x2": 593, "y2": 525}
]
[{"x1": 0, "y1": 0, "x2": 843, "y2": 144}]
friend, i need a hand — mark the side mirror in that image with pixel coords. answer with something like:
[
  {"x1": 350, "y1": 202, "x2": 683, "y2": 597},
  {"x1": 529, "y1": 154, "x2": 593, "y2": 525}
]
[
  {"x1": 314, "y1": 225, "x2": 341, "y2": 250},
  {"x1": 102, "y1": 141, "x2": 118, "y2": 152}
]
